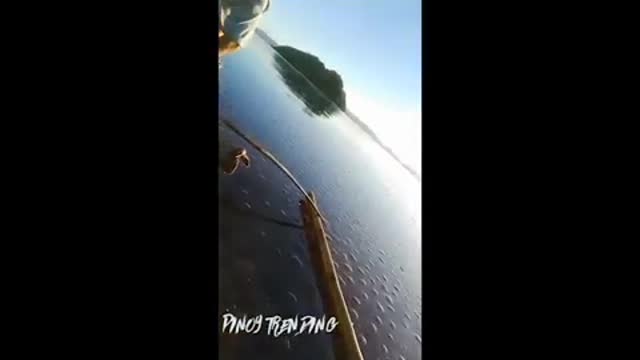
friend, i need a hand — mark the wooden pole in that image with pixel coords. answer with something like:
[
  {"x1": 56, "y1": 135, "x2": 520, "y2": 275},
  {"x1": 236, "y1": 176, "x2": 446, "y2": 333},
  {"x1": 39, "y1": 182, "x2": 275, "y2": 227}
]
[
  {"x1": 221, "y1": 119, "x2": 329, "y2": 225},
  {"x1": 300, "y1": 193, "x2": 364, "y2": 360},
  {"x1": 219, "y1": 120, "x2": 362, "y2": 358}
]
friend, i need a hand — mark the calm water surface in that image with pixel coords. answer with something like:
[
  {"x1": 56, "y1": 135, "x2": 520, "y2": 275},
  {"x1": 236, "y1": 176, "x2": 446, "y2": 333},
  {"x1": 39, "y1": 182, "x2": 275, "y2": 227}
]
[{"x1": 219, "y1": 37, "x2": 422, "y2": 360}]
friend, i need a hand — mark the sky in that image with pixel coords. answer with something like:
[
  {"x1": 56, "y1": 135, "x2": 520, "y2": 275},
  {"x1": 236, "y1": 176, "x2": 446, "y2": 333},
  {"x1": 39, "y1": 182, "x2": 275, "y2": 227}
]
[{"x1": 259, "y1": 0, "x2": 422, "y2": 176}]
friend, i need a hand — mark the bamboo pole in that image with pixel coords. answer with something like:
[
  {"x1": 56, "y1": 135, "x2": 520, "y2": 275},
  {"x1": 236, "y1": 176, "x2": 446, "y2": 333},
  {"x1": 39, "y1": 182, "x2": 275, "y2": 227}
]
[
  {"x1": 300, "y1": 193, "x2": 364, "y2": 360},
  {"x1": 219, "y1": 120, "x2": 363, "y2": 358},
  {"x1": 220, "y1": 119, "x2": 329, "y2": 225}
]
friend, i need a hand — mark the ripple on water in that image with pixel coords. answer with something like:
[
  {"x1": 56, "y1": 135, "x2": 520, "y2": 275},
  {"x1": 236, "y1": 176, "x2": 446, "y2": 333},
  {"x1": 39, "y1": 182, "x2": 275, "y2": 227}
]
[
  {"x1": 287, "y1": 292, "x2": 298, "y2": 303},
  {"x1": 359, "y1": 335, "x2": 367, "y2": 347},
  {"x1": 330, "y1": 246, "x2": 338, "y2": 257},
  {"x1": 350, "y1": 308, "x2": 359, "y2": 320},
  {"x1": 344, "y1": 263, "x2": 353, "y2": 272},
  {"x1": 290, "y1": 255, "x2": 303, "y2": 269}
]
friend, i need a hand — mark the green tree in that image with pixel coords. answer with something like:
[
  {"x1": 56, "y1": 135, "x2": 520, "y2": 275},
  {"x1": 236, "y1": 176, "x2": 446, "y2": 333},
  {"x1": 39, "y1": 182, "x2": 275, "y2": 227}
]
[{"x1": 273, "y1": 46, "x2": 346, "y2": 116}]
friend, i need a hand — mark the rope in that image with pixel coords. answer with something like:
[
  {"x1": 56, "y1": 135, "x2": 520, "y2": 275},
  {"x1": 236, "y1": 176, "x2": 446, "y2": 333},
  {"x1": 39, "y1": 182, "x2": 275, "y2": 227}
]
[
  {"x1": 220, "y1": 119, "x2": 364, "y2": 359},
  {"x1": 220, "y1": 119, "x2": 329, "y2": 225}
]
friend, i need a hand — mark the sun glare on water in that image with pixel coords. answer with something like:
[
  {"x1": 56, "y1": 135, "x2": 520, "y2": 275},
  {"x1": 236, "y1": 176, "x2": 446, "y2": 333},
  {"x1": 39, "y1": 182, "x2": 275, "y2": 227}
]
[
  {"x1": 346, "y1": 90, "x2": 422, "y2": 248},
  {"x1": 346, "y1": 91, "x2": 421, "y2": 178}
]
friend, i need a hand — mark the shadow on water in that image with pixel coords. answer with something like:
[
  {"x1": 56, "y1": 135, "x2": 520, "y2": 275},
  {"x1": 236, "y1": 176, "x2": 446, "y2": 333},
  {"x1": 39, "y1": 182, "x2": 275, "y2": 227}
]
[{"x1": 219, "y1": 196, "x2": 303, "y2": 230}]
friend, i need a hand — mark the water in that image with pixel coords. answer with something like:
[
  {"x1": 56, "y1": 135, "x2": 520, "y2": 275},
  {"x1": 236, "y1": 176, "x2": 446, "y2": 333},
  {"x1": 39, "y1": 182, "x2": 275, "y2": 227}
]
[{"x1": 219, "y1": 37, "x2": 422, "y2": 360}]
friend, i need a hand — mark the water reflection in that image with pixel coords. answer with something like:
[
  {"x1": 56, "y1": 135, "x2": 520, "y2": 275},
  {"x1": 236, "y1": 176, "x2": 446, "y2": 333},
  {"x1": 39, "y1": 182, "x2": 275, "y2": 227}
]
[
  {"x1": 272, "y1": 46, "x2": 346, "y2": 117},
  {"x1": 219, "y1": 40, "x2": 422, "y2": 359},
  {"x1": 265, "y1": 41, "x2": 420, "y2": 180}
]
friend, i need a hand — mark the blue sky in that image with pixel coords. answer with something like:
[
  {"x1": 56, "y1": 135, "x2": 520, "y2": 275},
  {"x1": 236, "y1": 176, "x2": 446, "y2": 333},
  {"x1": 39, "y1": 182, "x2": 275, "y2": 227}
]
[{"x1": 260, "y1": 0, "x2": 422, "y2": 175}]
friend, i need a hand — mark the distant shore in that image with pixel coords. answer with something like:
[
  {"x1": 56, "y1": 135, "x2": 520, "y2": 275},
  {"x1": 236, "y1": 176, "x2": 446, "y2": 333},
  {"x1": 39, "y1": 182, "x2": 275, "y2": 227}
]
[
  {"x1": 255, "y1": 29, "x2": 421, "y2": 181},
  {"x1": 344, "y1": 109, "x2": 421, "y2": 181}
]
